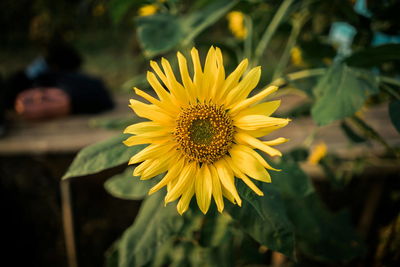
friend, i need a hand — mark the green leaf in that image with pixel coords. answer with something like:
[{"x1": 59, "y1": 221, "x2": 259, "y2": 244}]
[
  {"x1": 136, "y1": 0, "x2": 238, "y2": 58},
  {"x1": 389, "y1": 100, "x2": 400, "y2": 133},
  {"x1": 104, "y1": 167, "x2": 158, "y2": 200},
  {"x1": 109, "y1": 0, "x2": 143, "y2": 24},
  {"x1": 286, "y1": 194, "x2": 365, "y2": 261},
  {"x1": 227, "y1": 181, "x2": 296, "y2": 259},
  {"x1": 136, "y1": 14, "x2": 185, "y2": 58},
  {"x1": 311, "y1": 63, "x2": 379, "y2": 125},
  {"x1": 62, "y1": 134, "x2": 145, "y2": 179},
  {"x1": 271, "y1": 161, "x2": 314, "y2": 198},
  {"x1": 273, "y1": 160, "x2": 365, "y2": 261},
  {"x1": 182, "y1": 0, "x2": 239, "y2": 45},
  {"x1": 118, "y1": 192, "x2": 184, "y2": 267},
  {"x1": 345, "y1": 44, "x2": 400, "y2": 68}
]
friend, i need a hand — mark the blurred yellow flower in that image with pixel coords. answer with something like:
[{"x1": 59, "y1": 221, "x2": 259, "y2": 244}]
[
  {"x1": 124, "y1": 46, "x2": 289, "y2": 214},
  {"x1": 92, "y1": 3, "x2": 106, "y2": 17},
  {"x1": 138, "y1": 4, "x2": 158, "y2": 17},
  {"x1": 290, "y1": 46, "x2": 306, "y2": 67},
  {"x1": 307, "y1": 142, "x2": 327, "y2": 165},
  {"x1": 227, "y1": 11, "x2": 247, "y2": 40}
]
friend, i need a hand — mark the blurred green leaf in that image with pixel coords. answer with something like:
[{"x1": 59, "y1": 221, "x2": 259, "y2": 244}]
[
  {"x1": 62, "y1": 134, "x2": 144, "y2": 179},
  {"x1": 311, "y1": 63, "x2": 379, "y2": 125},
  {"x1": 104, "y1": 167, "x2": 158, "y2": 200},
  {"x1": 272, "y1": 160, "x2": 365, "y2": 261},
  {"x1": 227, "y1": 181, "x2": 296, "y2": 259},
  {"x1": 136, "y1": 0, "x2": 238, "y2": 58},
  {"x1": 389, "y1": 100, "x2": 400, "y2": 133},
  {"x1": 117, "y1": 192, "x2": 184, "y2": 267},
  {"x1": 136, "y1": 13, "x2": 184, "y2": 58},
  {"x1": 182, "y1": 0, "x2": 239, "y2": 45},
  {"x1": 109, "y1": 0, "x2": 143, "y2": 24},
  {"x1": 345, "y1": 44, "x2": 400, "y2": 68},
  {"x1": 288, "y1": 195, "x2": 365, "y2": 261}
]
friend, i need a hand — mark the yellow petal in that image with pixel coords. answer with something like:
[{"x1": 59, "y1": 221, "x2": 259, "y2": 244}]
[
  {"x1": 165, "y1": 161, "x2": 197, "y2": 203},
  {"x1": 123, "y1": 133, "x2": 169, "y2": 146},
  {"x1": 146, "y1": 70, "x2": 172, "y2": 103},
  {"x1": 214, "y1": 159, "x2": 242, "y2": 206},
  {"x1": 235, "y1": 115, "x2": 290, "y2": 131},
  {"x1": 140, "y1": 151, "x2": 180, "y2": 180},
  {"x1": 243, "y1": 124, "x2": 289, "y2": 138},
  {"x1": 202, "y1": 47, "x2": 217, "y2": 100},
  {"x1": 209, "y1": 164, "x2": 224, "y2": 212},
  {"x1": 133, "y1": 87, "x2": 177, "y2": 115},
  {"x1": 148, "y1": 157, "x2": 185, "y2": 195},
  {"x1": 177, "y1": 52, "x2": 196, "y2": 103},
  {"x1": 225, "y1": 66, "x2": 261, "y2": 107},
  {"x1": 195, "y1": 164, "x2": 213, "y2": 214},
  {"x1": 224, "y1": 156, "x2": 263, "y2": 196},
  {"x1": 161, "y1": 57, "x2": 188, "y2": 104},
  {"x1": 235, "y1": 100, "x2": 281, "y2": 118},
  {"x1": 229, "y1": 145, "x2": 271, "y2": 182},
  {"x1": 210, "y1": 47, "x2": 226, "y2": 101},
  {"x1": 129, "y1": 99, "x2": 173, "y2": 124},
  {"x1": 229, "y1": 85, "x2": 278, "y2": 115},
  {"x1": 235, "y1": 132, "x2": 282, "y2": 157},
  {"x1": 124, "y1": 121, "x2": 165, "y2": 135},
  {"x1": 177, "y1": 176, "x2": 195, "y2": 215},
  {"x1": 217, "y1": 59, "x2": 248, "y2": 102},
  {"x1": 128, "y1": 142, "x2": 172, "y2": 165},
  {"x1": 263, "y1": 137, "x2": 289, "y2": 146},
  {"x1": 191, "y1": 47, "x2": 203, "y2": 100},
  {"x1": 133, "y1": 159, "x2": 153, "y2": 176}
]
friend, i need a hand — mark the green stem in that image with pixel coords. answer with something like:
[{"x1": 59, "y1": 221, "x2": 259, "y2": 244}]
[
  {"x1": 243, "y1": 15, "x2": 253, "y2": 63},
  {"x1": 381, "y1": 83, "x2": 400, "y2": 100},
  {"x1": 272, "y1": 68, "x2": 326, "y2": 87},
  {"x1": 350, "y1": 116, "x2": 398, "y2": 157},
  {"x1": 252, "y1": 0, "x2": 295, "y2": 67},
  {"x1": 380, "y1": 76, "x2": 400, "y2": 88},
  {"x1": 272, "y1": 12, "x2": 309, "y2": 80}
]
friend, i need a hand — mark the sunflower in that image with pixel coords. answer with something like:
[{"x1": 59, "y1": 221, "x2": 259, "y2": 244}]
[{"x1": 124, "y1": 46, "x2": 290, "y2": 214}]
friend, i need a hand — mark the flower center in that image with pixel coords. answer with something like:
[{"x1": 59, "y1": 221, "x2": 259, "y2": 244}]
[{"x1": 174, "y1": 103, "x2": 234, "y2": 164}]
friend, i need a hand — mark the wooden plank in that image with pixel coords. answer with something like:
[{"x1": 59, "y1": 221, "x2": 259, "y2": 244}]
[{"x1": 0, "y1": 94, "x2": 398, "y2": 157}]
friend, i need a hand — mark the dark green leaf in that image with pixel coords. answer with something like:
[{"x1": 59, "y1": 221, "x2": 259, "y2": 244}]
[
  {"x1": 286, "y1": 194, "x2": 365, "y2": 261},
  {"x1": 345, "y1": 44, "x2": 400, "y2": 68},
  {"x1": 273, "y1": 161, "x2": 365, "y2": 261},
  {"x1": 182, "y1": 0, "x2": 239, "y2": 45},
  {"x1": 389, "y1": 100, "x2": 400, "y2": 133},
  {"x1": 227, "y1": 181, "x2": 296, "y2": 259},
  {"x1": 136, "y1": 0, "x2": 238, "y2": 58},
  {"x1": 109, "y1": 0, "x2": 143, "y2": 24},
  {"x1": 136, "y1": 14, "x2": 184, "y2": 58},
  {"x1": 311, "y1": 63, "x2": 379, "y2": 125},
  {"x1": 104, "y1": 167, "x2": 159, "y2": 200},
  {"x1": 62, "y1": 134, "x2": 145, "y2": 179},
  {"x1": 118, "y1": 192, "x2": 184, "y2": 267},
  {"x1": 270, "y1": 160, "x2": 314, "y2": 198}
]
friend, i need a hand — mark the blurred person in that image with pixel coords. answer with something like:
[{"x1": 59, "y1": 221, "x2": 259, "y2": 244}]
[{"x1": 0, "y1": 38, "x2": 114, "y2": 134}]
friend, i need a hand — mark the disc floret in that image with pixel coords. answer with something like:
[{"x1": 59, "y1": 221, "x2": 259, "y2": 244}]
[{"x1": 174, "y1": 102, "x2": 234, "y2": 164}]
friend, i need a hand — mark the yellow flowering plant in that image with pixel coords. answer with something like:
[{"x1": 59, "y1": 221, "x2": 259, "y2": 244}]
[{"x1": 62, "y1": 0, "x2": 400, "y2": 265}]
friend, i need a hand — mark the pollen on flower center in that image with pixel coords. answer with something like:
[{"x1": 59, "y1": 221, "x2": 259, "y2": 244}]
[{"x1": 174, "y1": 102, "x2": 234, "y2": 164}]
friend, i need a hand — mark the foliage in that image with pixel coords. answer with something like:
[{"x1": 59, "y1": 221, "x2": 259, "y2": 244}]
[{"x1": 62, "y1": 0, "x2": 400, "y2": 266}]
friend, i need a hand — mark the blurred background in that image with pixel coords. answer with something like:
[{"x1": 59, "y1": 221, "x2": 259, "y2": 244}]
[{"x1": 0, "y1": 0, "x2": 399, "y2": 266}]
